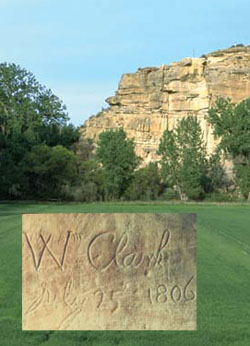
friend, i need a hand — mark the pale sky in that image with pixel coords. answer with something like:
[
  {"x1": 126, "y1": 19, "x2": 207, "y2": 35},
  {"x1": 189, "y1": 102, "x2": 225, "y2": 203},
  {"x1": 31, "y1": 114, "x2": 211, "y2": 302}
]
[{"x1": 0, "y1": 0, "x2": 249, "y2": 126}]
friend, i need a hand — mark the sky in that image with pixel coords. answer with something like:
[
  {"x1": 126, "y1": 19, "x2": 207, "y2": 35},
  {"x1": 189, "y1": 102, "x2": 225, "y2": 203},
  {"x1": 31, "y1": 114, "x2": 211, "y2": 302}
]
[{"x1": 0, "y1": 0, "x2": 249, "y2": 126}]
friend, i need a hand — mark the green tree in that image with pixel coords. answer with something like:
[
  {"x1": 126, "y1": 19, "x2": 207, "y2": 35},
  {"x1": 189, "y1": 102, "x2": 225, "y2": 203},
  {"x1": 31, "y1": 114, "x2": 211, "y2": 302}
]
[
  {"x1": 0, "y1": 63, "x2": 69, "y2": 147},
  {"x1": 67, "y1": 138, "x2": 105, "y2": 202},
  {"x1": 206, "y1": 151, "x2": 229, "y2": 193},
  {"x1": 76, "y1": 159, "x2": 105, "y2": 202},
  {"x1": 0, "y1": 63, "x2": 79, "y2": 198},
  {"x1": 96, "y1": 129, "x2": 140, "y2": 199},
  {"x1": 208, "y1": 97, "x2": 250, "y2": 200},
  {"x1": 125, "y1": 163, "x2": 163, "y2": 200},
  {"x1": 22, "y1": 144, "x2": 77, "y2": 199},
  {"x1": 158, "y1": 115, "x2": 209, "y2": 200},
  {"x1": 39, "y1": 123, "x2": 80, "y2": 150}
]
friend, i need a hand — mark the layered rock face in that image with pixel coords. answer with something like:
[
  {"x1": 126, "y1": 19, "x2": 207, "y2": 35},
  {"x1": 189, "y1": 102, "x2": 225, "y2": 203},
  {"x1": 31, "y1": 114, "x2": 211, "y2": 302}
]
[{"x1": 81, "y1": 46, "x2": 250, "y2": 165}]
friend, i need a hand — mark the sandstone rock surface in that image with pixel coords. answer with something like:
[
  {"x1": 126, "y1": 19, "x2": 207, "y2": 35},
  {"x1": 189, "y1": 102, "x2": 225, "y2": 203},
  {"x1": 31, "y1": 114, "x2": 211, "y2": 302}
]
[
  {"x1": 22, "y1": 213, "x2": 196, "y2": 330},
  {"x1": 81, "y1": 46, "x2": 250, "y2": 165}
]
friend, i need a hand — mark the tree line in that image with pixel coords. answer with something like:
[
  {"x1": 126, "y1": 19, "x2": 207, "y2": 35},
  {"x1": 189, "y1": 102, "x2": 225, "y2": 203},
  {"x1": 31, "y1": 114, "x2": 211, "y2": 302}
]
[{"x1": 0, "y1": 63, "x2": 249, "y2": 202}]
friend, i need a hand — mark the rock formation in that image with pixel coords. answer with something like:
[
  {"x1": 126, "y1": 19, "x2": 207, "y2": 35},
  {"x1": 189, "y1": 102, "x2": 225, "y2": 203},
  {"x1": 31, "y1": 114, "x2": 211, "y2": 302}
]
[{"x1": 81, "y1": 46, "x2": 250, "y2": 166}]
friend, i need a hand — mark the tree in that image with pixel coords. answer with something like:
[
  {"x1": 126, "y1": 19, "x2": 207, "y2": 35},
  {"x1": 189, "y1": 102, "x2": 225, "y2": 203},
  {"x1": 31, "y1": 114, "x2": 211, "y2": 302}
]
[
  {"x1": 206, "y1": 151, "x2": 229, "y2": 193},
  {"x1": 0, "y1": 63, "x2": 79, "y2": 198},
  {"x1": 22, "y1": 144, "x2": 77, "y2": 199},
  {"x1": 125, "y1": 163, "x2": 163, "y2": 200},
  {"x1": 0, "y1": 63, "x2": 69, "y2": 146},
  {"x1": 96, "y1": 129, "x2": 140, "y2": 199},
  {"x1": 158, "y1": 115, "x2": 209, "y2": 200},
  {"x1": 38, "y1": 123, "x2": 80, "y2": 150},
  {"x1": 207, "y1": 97, "x2": 250, "y2": 200},
  {"x1": 75, "y1": 159, "x2": 105, "y2": 202}
]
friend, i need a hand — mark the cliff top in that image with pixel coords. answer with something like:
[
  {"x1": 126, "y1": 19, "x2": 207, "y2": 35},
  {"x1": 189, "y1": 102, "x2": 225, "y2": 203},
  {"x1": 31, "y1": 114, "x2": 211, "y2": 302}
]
[
  {"x1": 203, "y1": 44, "x2": 250, "y2": 58},
  {"x1": 131, "y1": 45, "x2": 250, "y2": 75}
]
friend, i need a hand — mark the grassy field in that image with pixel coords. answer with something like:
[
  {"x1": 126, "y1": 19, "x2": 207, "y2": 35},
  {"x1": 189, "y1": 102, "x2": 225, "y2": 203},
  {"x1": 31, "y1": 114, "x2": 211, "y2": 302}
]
[{"x1": 0, "y1": 201, "x2": 250, "y2": 346}]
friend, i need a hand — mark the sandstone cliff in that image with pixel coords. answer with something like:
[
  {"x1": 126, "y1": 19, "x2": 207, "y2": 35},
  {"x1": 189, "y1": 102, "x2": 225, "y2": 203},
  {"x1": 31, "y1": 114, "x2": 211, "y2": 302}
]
[{"x1": 81, "y1": 46, "x2": 250, "y2": 165}]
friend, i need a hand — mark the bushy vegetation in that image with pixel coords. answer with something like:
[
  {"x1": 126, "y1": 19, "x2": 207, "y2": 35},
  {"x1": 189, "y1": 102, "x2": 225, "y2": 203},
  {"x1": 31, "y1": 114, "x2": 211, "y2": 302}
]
[
  {"x1": 96, "y1": 128, "x2": 140, "y2": 200},
  {"x1": 158, "y1": 116, "x2": 207, "y2": 200},
  {"x1": 0, "y1": 62, "x2": 249, "y2": 202},
  {"x1": 0, "y1": 63, "x2": 79, "y2": 199},
  {"x1": 124, "y1": 162, "x2": 164, "y2": 200},
  {"x1": 207, "y1": 97, "x2": 250, "y2": 201}
]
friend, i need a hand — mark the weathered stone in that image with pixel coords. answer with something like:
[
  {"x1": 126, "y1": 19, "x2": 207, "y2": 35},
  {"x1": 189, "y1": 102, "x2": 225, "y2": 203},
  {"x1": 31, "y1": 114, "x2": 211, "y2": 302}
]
[
  {"x1": 22, "y1": 213, "x2": 196, "y2": 330},
  {"x1": 81, "y1": 46, "x2": 250, "y2": 168}
]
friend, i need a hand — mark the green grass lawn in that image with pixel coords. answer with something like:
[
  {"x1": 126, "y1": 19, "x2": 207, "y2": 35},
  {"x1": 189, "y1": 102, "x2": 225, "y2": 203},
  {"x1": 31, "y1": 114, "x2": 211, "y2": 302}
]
[{"x1": 0, "y1": 202, "x2": 250, "y2": 346}]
